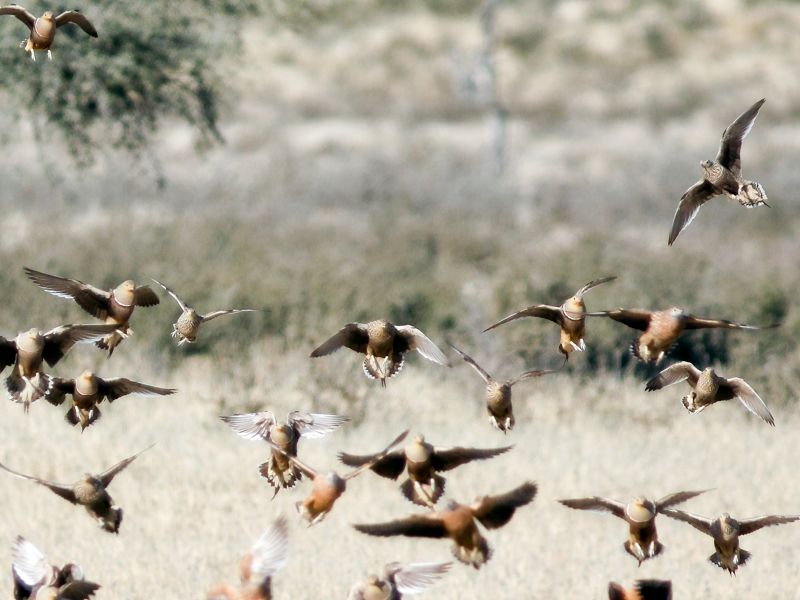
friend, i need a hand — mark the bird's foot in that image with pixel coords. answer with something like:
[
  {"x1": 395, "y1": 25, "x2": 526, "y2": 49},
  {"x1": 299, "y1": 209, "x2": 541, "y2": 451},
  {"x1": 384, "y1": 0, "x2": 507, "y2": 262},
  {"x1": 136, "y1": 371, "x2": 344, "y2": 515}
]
[{"x1": 47, "y1": 49, "x2": 52, "y2": 61}]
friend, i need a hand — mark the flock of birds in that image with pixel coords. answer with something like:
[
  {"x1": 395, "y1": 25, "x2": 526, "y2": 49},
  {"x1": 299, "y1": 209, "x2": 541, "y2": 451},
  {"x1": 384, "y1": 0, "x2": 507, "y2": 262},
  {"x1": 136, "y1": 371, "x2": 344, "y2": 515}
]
[{"x1": 0, "y1": 5, "x2": 795, "y2": 600}]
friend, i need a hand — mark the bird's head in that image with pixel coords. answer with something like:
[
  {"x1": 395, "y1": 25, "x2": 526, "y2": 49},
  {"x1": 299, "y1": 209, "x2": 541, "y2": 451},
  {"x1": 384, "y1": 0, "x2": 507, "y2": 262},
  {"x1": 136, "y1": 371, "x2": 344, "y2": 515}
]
[
  {"x1": 113, "y1": 280, "x2": 137, "y2": 305},
  {"x1": 700, "y1": 159, "x2": 714, "y2": 171},
  {"x1": 16, "y1": 329, "x2": 43, "y2": 352},
  {"x1": 41, "y1": 11, "x2": 55, "y2": 20}
]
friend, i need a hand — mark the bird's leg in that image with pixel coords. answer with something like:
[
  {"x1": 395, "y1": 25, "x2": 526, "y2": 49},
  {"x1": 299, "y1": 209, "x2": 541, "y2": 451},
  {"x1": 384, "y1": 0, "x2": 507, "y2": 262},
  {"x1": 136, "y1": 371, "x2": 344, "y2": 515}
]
[
  {"x1": 569, "y1": 341, "x2": 582, "y2": 352},
  {"x1": 47, "y1": 49, "x2": 52, "y2": 61},
  {"x1": 29, "y1": 49, "x2": 35, "y2": 62}
]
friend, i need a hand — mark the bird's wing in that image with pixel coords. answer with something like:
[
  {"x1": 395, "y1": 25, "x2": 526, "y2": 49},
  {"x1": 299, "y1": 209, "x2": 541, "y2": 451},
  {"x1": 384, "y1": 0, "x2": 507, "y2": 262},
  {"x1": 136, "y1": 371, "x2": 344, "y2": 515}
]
[
  {"x1": 431, "y1": 444, "x2": 513, "y2": 472},
  {"x1": 220, "y1": 412, "x2": 277, "y2": 442},
  {"x1": 200, "y1": 308, "x2": 258, "y2": 323},
  {"x1": 722, "y1": 378, "x2": 775, "y2": 426},
  {"x1": 11, "y1": 536, "x2": 49, "y2": 587},
  {"x1": 389, "y1": 561, "x2": 452, "y2": 595},
  {"x1": 395, "y1": 326, "x2": 449, "y2": 366},
  {"x1": 683, "y1": 315, "x2": 779, "y2": 331},
  {"x1": 133, "y1": 285, "x2": 160, "y2": 307},
  {"x1": 0, "y1": 6, "x2": 35, "y2": 29},
  {"x1": 41, "y1": 324, "x2": 118, "y2": 366},
  {"x1": 150, "y1": 278, "x2": 190, "y2": 312},
  {"x1": 508, "y1": 369, "x2": 556, "y2": 387},
  {"x1": 98, "y1": 444, "x2": 154, "y2": 488},
  {"x1": 0, "y1": 336, "x2": 17, "y2": 373},
  {"x1": 310, "y1": 323, "x2": 370, "y2": 356},
  {"x1": 483, "y1": 305, "x2": 563, "y2": 331},
  {"x1": 263, "y1": 440, "x2": 318, "y2": 479},
  {"x1": 575, "y1": 276, "x2": 617, "y2": 298},
  {"x1": 54, "y1": 10, "x2": 98, "y2": 37},
  {"x1": 23, "y1": 267, "x2": 111, "y2": 318},
  {"x1": 668, "y1": 180, "x2": 717, "y2": 246},
  {"x1": 644, "y1": 362, "x2": 701, "y2": 391},
  {"x1": 448, "y1": 344, "x2": 492, "y2": 383},
  {"x1": 738, "y1": 514, "x2": 800, "y2": 536},
  {"x1": 659, "y1": 508, "x2": 713, "y2": 536},
  {"x1": 96, "y1": 377, "x2": 176, "y2": 403},
  {"x1": 56, "y1": 580, "x2": 101, "y2": 599},
  {"x1": 288, "y1": 411, "x2": 350, "y2": 439},
  {"x1": 594, "y1": 309, "x2": 653, "y2": 331},
  {"x1": 249, "y1": 516, "x2": 289, "y2": 581},
  {"x1": 353, "y1": 514, "x2": 448, "y2": 539},
  {"x1": 471, "y1": 481, "x2": 538, "y2": 529},
  {"x1": 558, "y1": 496, "x2": 625, "y2": 519},
  {"x1": 0, "y1": 462, "x2": 77, "y2": 503},
  {"x1": 44, "y1": 377, "x2": 75, "y2": 406},
  {"x1": 716, "y1": 98, "x2": 766, "y2": 176},
  {"x1": 656, "y1": 489, "x2": 707, "y2": 511},
  {"x1": 337, "y1": 450, "x2": 406, "y2": 480},
  {"x1": 344, "y1": 430, "x2": 409, "y2": 480}
]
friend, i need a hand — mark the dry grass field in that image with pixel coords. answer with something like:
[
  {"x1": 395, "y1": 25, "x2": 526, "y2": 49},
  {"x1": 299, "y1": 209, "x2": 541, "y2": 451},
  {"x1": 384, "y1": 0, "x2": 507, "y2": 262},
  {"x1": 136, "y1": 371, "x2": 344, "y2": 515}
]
[{"x1": 1, "y1": 1, "x2": 800, "y2": 598}]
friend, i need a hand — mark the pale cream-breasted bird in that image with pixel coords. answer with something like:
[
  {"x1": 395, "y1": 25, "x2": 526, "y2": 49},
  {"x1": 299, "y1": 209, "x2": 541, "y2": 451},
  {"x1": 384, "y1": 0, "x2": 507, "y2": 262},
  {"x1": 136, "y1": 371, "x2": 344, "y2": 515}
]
[
  {"x1": 151, "y1": 278, "x2": 258, "y2": 346},
  {"x1": 0, "y1": 6, "x2": 97, "y2": 61},
  {"x1": 221, "y1": 410, "x2": 350, "y2": 498},
  {"x1": 24, "y1": 267, "x2": 160, "y2": 356},
  {"x1": 45, "y1": 369, "x2": 176, "y2": 430},
  {"x1": 347, "y1": 561, "x2": 451, "y2": 600},
  {"x1": 11, "y1": 536, "x2": 99, "y2": 600}
]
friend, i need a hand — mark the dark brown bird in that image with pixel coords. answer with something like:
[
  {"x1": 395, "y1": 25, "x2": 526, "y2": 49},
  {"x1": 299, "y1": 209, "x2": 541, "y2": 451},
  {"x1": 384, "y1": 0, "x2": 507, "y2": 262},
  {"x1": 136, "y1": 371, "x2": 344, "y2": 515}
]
[
  {"x1": 669, "y1": 98, "x2": 768, "y2": 245},
  {"x1": 24, "y1": 267, "x2": 160, "y2": 356},
  {"x1": 587, "y1": 306, "x2": 778, "y2": 363},
  {"x1": 221, "y1": 410, "x2": 350, "y2": 498},
  {"x1": 339, "y1": 433, "x2": 512, "y2": 508},
  {"x1": 0, "y1": 6, "x2": 97, "y2": 61},
  {"x1": 608, "y1": 580, "x2": 672, "y2": 600},
  {"x1": 449, "y1": 344, "x2": 555, "y2": 432},
  {"x1": 45, "y1": 369, "x2": 176, "y2": 430},
  {"x1": 206, "y1": 517, "x2": 288, "y2": 600},
  {"x1": 0, "y1": 324, "x2": 117, "y2": 412},
  {"x1": 559, "y1": 490, "x2": 707, "y2": 565},
  {"x1": 151, "y1": 278, "x2": 258, "y2": 346},
  {"x1": 347, "y1": 561, "x2": 451, "y2": 600},
  {"x1": 0, "y1": 445, "x2": 153, "y2": 534},
  {"x1": 353, "y1": 481, "x2": 537, "y2": 569},
  {"x1": 483, "y1": 276, "x2": 616, "y2": 359},
  {"x1": 661, "y1": 508, "x2": 799, "y2": 575},
  {"x1": 11, "y1": 536, "x2": 99, "y2": 600},
  {"x1": 265, "y1": 430, "x2": 409, "y2": 526},
  {"x1": 310, "y1": 320, "x2": 449, "y2": 387},
  {"x1": 645, "y1": 361, "x2": 774, "y2": 425}
]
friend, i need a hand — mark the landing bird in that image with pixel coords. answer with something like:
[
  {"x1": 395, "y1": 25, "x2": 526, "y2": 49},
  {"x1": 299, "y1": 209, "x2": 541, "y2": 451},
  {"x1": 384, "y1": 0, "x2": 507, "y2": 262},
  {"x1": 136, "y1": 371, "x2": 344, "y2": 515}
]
[
  {"x1": 11, "y1": 536, "x2": 99, "y2": 600},
  {"x1": 46, "y1": 369, "x2": 176, "y2": 430},
  {"x1": 206, "y1": 517, "x2": 288, "y2": 600},
  {"x1": 608, "y1": 580, "x2": 671, "y2": 600},
  {"x1": 645, "y1": 361, "x2": 774, "y2": 426},
  {"x1": 483, "y1": 276, "x2": 616, "y2": 359},
  {"x1": 669, "y1": 98, "x2": 768, "y2": 245},
  {"x1": 353, "y1": 481, "x2": 537, "y2": 569},
  {"x1": 0, "y1": 6, "x2": 97, "y2": 61},
  {"x1": 0, "y1": 324, "x2": 117, "y2": 412},
  {"x1": 347, "y1": 561, "x2": 451, "y2": 599},
  {"x1": 151, "y1": 278, "x2": 258, "y2": 346},
  {"x1": 310, "y1": 320, "x2": 449, "y2": 387},
  {"x1": 587, "y1": 306, "x2": 778, "y2": 363},
  {"x1": 662, "y1": 508, "x2": 799, "y2": 575},
  {"x1": 559, "y1": 490, "x2": 707, "y2": 565},
  {"x1": 24, "y1": 267, "x2": 160, "y2": 356},
  {"x1": 221, "y1": 410, "x2": 350, "y2": 498},
  {"x1": 449, "y1": 344, "x2": 555, "y2": 432},
  {"x1": 0, "y1": 445, "x2": 153, "y2": 534},
  {"x1": 339, "y1": 433, "x2": 512, "y2": 508},
  {"x1": 266, "y1": 430, "x2": 408, "y2": 526}
]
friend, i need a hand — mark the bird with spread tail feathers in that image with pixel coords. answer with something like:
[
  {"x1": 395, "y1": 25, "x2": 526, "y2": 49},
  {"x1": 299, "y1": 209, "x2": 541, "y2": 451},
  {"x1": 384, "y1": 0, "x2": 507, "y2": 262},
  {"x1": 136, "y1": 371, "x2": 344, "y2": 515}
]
[
  {"x1": 339, "y1": 433, "x2": 512, "y2": 508},
  {"x1": 608, "y1": 580, "x2": 671, "y2": 600},
  {"x1": 221, "y1": 410, "x2": 350, "y2": 498},
  {"x1": 24, "y1": 267, "x2": 160, "y2": 356},
  {"x1": 449, "y1": 344, "x2": 555, "y2": 432},
  {"x1": 483, "y1": 276, "x2": 616, "y2": 359},
  {"x1": 11, "y1": 536, "x2": 99, "y2": 600},
  {"x1": 661, "y1": 508, "x2": 799, "y2": 575},
  {"x1": 669, "y1": 98, "x2": 768, "y2": 245},
  {"x1": 310, "y1": 320, "x2": 449, "y2": 387},
  {"x1": 0, "y1": 5, "x2": 97, "y2": 61},
  {"x1": 151, "y1": 278, "x2": 258, "y2": 346},
  {"x1": 353, "y1": 481, "x2": 537, "y2": 569},
  {"x1": 206, "y1": 517, "x2": 289, "y2": 600},
  {"x1": 347, "y1": 561, "x2": 451, "y2": 600},
  {"x1": 0, "y1": 445, "x2": 153, "y2": 534},
  {"x1": 559, "y1": 490, "x2": 707, "y2": 565},
  {"x1": 645, "y1": 361, "x2": 774, "y2": 425}
]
